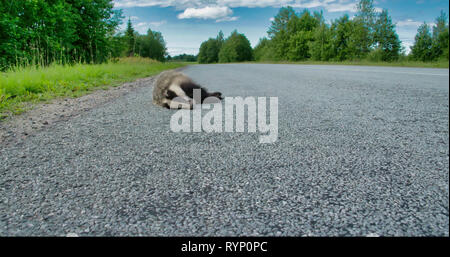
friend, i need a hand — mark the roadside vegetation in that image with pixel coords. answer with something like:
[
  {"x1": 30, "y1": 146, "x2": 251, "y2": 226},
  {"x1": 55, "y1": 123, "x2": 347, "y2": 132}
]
[
  {"x1": 0, "y1": 1, "x2": 182, "y2": 119},
  {"x1": 0, "y1": 58, "x2": 187, "y2": 118},
  {"x1": 197, "y1": 0, "x2": 449, "y2": 67},
  {"x1": 0, "y1": 1, "x2": 169, "y2": 70}
]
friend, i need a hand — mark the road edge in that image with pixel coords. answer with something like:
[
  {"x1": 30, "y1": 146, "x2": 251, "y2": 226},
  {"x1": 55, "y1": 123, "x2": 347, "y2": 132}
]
[{"x1": 0, "y1": 67, "x2": 187, "y2": 147}]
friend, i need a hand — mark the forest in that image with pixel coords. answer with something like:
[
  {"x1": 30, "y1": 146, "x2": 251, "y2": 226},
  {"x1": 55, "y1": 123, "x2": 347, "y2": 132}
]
[
  {"x1": 0, "y1": 0, "x2": 176, "y2": 117},
  {"x1": 1, "y1": 0, "x2": 448, "y2": 69},
  {"x1": 198, "y1": 0, "x2": 449, "y2": 64},
  {"x1": 0, "y1": 0, "x2": 168, "y2": 71}
]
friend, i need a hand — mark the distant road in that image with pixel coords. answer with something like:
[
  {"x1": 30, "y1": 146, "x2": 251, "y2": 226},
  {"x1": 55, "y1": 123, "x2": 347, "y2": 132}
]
[{"x1": 0, "y1": 64, "x2": 448, "y2": 236}]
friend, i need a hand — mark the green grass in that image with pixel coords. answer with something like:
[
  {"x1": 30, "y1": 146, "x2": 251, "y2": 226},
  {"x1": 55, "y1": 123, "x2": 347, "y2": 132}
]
[
  {"x1": 0, "y1": 57, "x2": 188, "y2": 119},
  {"x1": 249, "y1": 60, "x2": 449, "y2": 68}
]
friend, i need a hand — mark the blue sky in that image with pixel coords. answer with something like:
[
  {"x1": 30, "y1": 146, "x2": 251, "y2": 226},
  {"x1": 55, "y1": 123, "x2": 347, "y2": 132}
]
[{"x1": 112, "y1": 0, "x2": 449, "y2": 56}]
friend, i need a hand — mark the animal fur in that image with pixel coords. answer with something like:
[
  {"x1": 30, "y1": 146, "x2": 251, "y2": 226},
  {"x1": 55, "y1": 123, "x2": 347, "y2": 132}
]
[{"x1": 153, "y1": 70, "x2": 223, "y2": 109}]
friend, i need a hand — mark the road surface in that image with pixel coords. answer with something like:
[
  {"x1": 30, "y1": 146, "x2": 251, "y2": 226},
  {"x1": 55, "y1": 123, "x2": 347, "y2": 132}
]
[{"x1": 0, "y1": 64, "x2": 448, "y2": 236}]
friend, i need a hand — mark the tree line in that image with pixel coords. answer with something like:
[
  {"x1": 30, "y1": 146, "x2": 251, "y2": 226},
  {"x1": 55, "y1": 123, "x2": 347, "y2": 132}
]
[
  {"x1": 0, "y1": 0, "x2": 123, "y2": 70},
  {"x1": 0, "y1": 0, "x2": 169, "y2": 71},
  {"x1": 198, "y1": 30, "x2": 253, "y2": 63},
  {"x1": 410, "y1": 10, "x2": 449, "y2": 62},
  {"x1": 167, "y1": 54, "x2": 197, "y2": 62},
  {"x1": 123, "y1": 18, "x2": 167, "y2": 62},
  {"x1": 257, "y1": 0, "x2": 403, "y2": 62},
  {"x1": 1, "y1": 0, "x2": 447, "y2": 70},
  {"x1": 198, "y1": 0, "x2": 449, "y2": 64}
]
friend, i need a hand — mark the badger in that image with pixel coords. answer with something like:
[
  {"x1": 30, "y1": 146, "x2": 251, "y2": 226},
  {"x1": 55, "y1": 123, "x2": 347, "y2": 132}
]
[{"x1": 153, "y1": 70, "x2": 223, "y2": 109}]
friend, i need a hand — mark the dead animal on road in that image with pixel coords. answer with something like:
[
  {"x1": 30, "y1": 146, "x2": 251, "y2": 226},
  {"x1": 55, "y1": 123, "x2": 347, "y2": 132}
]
[{"x1": 153, "y1": 70, "x2": 223, "y2": 109}]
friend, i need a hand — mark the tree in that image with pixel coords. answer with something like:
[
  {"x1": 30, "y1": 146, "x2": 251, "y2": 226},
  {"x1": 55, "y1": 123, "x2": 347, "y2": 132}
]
[
  {"x1": 298, "y1": 9, "x2": 319, "y2": 32},
  {"x1": 285, "y1": 9, "x2": 319, "y2": 61},
  {"x1": 411, "y1": 23, "x2": 434, "y2": 61},
  {"x1": 199, "y1": 38, "x2": 220, "y2": 63},
  {"x1": 219, "y1": 30, "x2": 253, "y2": 63},
  {"x1": 310, "y1": 22, "x2": 334, "y2": 61},
  {"x1": 268, "y1": 6, "x2": 296, "y2": 38},
  {"x1": 197, "y1": 31, "x2": 225, "y2": 64},
  {"x1": 431, "y1": 10, "x2": 449, "y2": 60},
  {"x1": 125, "y1": 18, "x2": 136, "y2": 57},
  {"x1": 0, "y1": 0, "x2": 35, "y2": 68},
  {"x1": 197, "y1": 41, "x2": 209, "y2": 63},
  {"x1": 67, "y1": 0, "x2": 122, "y2": 64},
  {"x1": 217, "y1": 30, "x2": 225, "y2": 49},
  {"x1": 349, "y1": 19, "x2": 372, "y2": 59},
  {"x1": 206, "y1": 39, "x2": 220, "y2": 63},
  {"x1": 196, "y1": 5, "x2": 447, "y2": 64},
  {"x1": 270, "y1": 29, "x2": 290, "y2": 60},
  {"x1": 254, "y1": 37, "x2": 273, "y2": 61},
  {"x1": 331, "y1": 15, "x2": 354, "y2": 61},
  {"x1": 354, "y1": 0, "x2": 376, "y2": 55},
  {"x1": 373, "y1": 9, "x2": 401, "y2": 61},
  {"x1": 0, "y1": 0, "x2": 77, "y2": 67},
  {"x1": 356, "y1": 0, "x2": 376, "y2": 28},
  {"x1": 170, "y1": 54, "x2": 197, "y2": 62},
  {"x1": 0, "y1": 0, "x2": 123, "y2": 69},
  {"x1": 109, "y1": 32, "x2": 128, "y2": 59},
  {"x1": 287, "y1": 31, "x2": 313, "y2": 61},
  {"x1": 136, "y1": 29, "x2": 167, "y2": 62}
]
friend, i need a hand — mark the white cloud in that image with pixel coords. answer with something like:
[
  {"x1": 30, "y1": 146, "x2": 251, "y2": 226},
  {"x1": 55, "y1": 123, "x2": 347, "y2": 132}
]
[
  {"x1": 396, "y1": 19, "x2": 436, "y2": 28},
  {"x1": 324, "y1": 3, "x2": 357, "y2": 12},
  {"x1": 135, "y1": 22, "x2": 149, "y2": 33},
  {"x1": 149, "y1": 20, "x2": 167, "y2": 27},
  {"x1": 114, "y1": 0, "x2": 182, "y2": 8},
  {"x1": 132, "y1": 20, "x2": 167, "y2": 33},
  {"x1": 177, "y1": 6, "x2": 236, "y2": 22},
  {"x1": 113, "y1": 0, "x2": 361, "y2": 12},
  {"x1": 114, "y1": 0, "x2": 386, "y2": 23},
  {"x1": 396, "y1": 19, "x2": 423, "y2": 27},
  {"x1": 287, "y1": 0, "x2": 357, "y2": 12},
  {"x1": 216, "y1": 16, "x2": 239, "y2": 22},
  {"x1": 216, "y1": 0, "x2": 293, "y2": 8},
  {"x1": 402, "y1": 41, "x2": 414, "y2": 54}
]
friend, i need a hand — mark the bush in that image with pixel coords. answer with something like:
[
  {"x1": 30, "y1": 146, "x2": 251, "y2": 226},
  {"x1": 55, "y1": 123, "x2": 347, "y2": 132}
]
[
  {"x1": 366, "y1": 48, "x2": 384, "y2": 62},
  {"x1": 0, "y1": 58, "x2": 186, "y2": 115}
]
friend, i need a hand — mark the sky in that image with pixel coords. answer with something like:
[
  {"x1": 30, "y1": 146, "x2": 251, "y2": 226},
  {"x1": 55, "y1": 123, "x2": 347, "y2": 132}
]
[{"x1": 112, "y1": 0, "x2": 449, "y2": 56}]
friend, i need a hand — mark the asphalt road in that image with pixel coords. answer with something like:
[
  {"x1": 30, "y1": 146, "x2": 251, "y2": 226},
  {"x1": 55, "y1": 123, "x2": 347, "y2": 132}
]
[{"x1": 0, "y1": 64, "x2": 448, "y2": 236}]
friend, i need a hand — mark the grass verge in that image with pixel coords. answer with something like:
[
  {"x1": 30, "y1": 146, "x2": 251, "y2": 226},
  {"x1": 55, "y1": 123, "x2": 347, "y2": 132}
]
[{"x1": 0, "y1": 57, "x2": 188, "y2": 119}]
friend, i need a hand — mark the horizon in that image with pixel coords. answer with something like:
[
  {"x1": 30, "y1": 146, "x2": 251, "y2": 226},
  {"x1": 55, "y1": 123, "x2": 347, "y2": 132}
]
[{"x1": 112, "y1": 0, "x2": 449, "y2": 56}]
